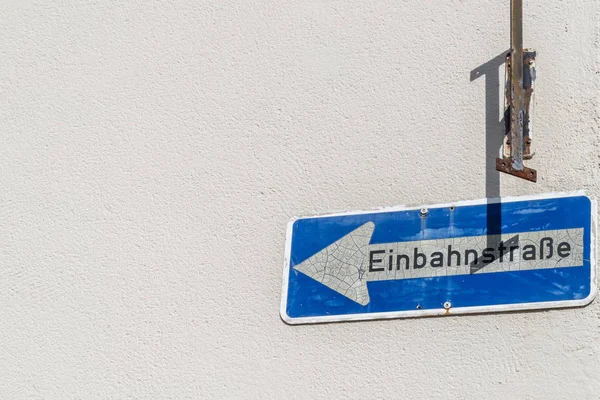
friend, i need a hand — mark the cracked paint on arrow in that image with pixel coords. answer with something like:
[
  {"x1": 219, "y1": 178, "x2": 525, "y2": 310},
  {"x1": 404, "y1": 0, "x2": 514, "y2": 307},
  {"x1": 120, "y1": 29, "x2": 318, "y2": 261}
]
[{"x1": 293, "y1": 222, "x2": 584, "y2": 305}]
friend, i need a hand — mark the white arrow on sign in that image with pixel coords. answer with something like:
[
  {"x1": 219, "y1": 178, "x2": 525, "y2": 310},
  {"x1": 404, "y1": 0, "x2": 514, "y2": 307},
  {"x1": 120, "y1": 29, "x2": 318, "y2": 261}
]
[{"x1": 293, "y1": 222, "x2": 584, "y2": 306}]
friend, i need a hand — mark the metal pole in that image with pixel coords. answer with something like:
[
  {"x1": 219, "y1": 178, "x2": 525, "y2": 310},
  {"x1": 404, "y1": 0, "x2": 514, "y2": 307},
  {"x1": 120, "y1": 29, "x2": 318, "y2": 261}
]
[{"x1": 510, "y1": 0, "x2": 524, "y2": 170}]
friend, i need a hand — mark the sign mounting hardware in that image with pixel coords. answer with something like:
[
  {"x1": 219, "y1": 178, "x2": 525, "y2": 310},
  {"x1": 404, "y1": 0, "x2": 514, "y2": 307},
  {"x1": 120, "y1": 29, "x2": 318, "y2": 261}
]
[{"x1": 496, "y1": 0, "x2": 537, "y2": 182}]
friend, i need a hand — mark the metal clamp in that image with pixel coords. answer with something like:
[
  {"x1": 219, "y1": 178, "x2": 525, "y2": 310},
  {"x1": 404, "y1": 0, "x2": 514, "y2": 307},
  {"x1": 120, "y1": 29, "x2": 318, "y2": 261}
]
[{"x1": 496, "y1": 0, "x2": 537, "y2": 183}]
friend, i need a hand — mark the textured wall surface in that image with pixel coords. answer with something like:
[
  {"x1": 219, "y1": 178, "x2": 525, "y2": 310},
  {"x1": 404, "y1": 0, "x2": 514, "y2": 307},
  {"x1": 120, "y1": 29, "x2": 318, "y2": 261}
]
[{"x1": 0, "y1": 1, "x2": 598, "y2": 399}]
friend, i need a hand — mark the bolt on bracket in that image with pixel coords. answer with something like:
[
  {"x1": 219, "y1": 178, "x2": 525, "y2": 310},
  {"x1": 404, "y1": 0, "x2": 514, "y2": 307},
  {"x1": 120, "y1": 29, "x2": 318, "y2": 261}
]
[{"x1": 496, "y1": 0, "x2": 537, "y2": 183}]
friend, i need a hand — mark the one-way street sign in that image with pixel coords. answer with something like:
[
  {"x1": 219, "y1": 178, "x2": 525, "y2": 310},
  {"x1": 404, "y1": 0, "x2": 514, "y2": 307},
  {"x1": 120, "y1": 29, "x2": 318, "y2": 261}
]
[{"x1": 280, "y1": 192, "x2": 596, "y2": 324}]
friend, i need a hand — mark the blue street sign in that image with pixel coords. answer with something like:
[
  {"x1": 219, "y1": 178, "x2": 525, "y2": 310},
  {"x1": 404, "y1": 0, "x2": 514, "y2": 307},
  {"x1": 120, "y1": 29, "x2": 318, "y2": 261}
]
[{"x1": 280, "y1": 192, "x2": 596, "y2": 324}]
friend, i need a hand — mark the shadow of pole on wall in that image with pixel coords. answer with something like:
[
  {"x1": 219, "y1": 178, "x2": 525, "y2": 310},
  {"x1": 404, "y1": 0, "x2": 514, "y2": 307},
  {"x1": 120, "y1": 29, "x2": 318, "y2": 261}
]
[{"x1": 469, "y1": 51, "x2": 514, "y2": 273}]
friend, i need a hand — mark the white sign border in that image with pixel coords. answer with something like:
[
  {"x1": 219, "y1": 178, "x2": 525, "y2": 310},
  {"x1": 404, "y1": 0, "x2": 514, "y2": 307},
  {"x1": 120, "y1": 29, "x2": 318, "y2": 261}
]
[{"x1": 280, "y1": 191, "x2": 597, "y2": 325}]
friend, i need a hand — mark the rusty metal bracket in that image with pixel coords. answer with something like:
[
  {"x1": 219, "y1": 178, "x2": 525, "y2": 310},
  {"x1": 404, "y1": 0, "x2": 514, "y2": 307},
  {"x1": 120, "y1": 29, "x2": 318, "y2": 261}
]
[
  {"x1": 497, "y1": 0, "x2": 537, "y2": 182},
  {"x1": 496, "y1": 157, "x2": 537, "y2": 182}
]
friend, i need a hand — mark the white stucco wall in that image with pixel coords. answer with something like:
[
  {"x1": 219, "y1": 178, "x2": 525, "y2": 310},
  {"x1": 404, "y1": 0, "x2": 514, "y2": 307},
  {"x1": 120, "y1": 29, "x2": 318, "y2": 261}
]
[{"x1": 0, "y1": 1, "x2": 598, "y2": 399}]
